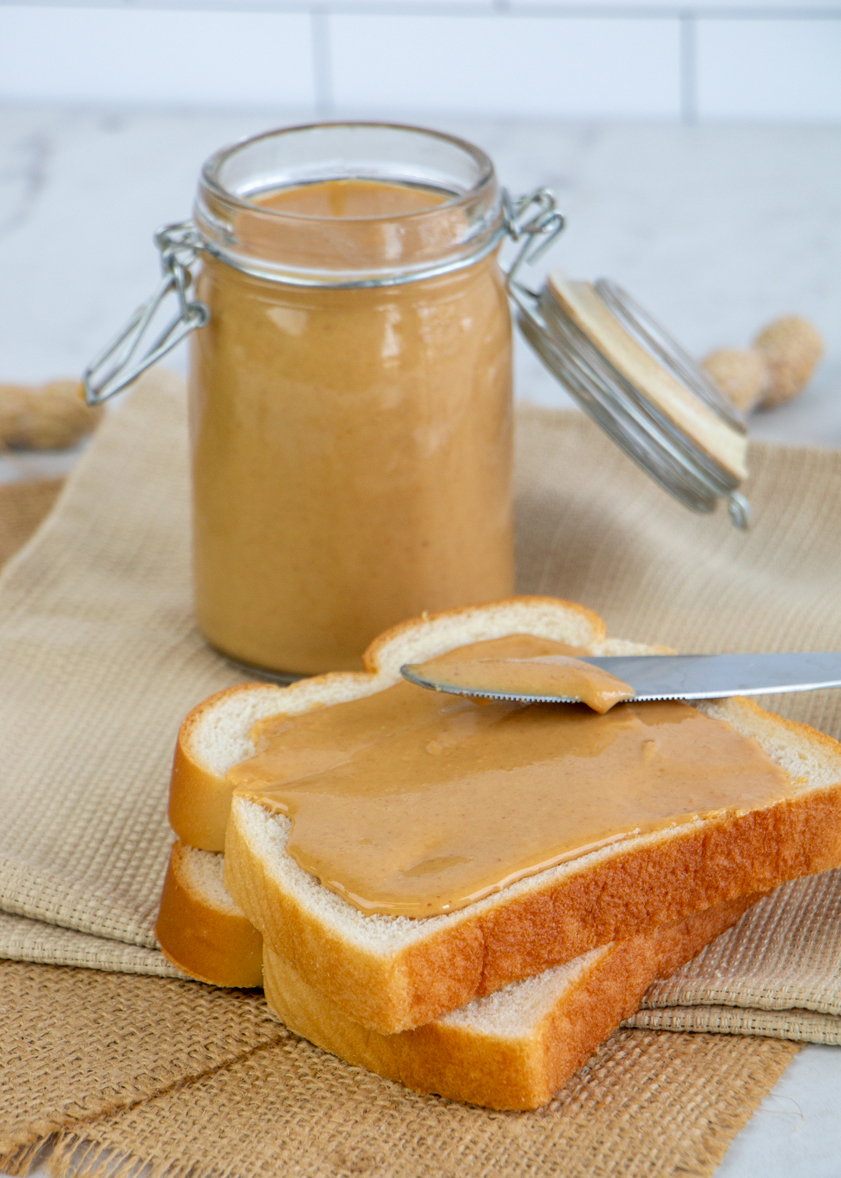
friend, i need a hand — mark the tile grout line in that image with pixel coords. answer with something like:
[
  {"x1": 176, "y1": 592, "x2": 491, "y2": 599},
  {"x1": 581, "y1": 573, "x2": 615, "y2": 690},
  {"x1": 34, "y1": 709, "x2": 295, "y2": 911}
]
[
  {"x1": 3, "y1": 1, "x2": 841, "y2": 17},
  {"x1": 680, "y1": 10, "x2": 697, "y2": 125},
  {"x1": 311, "y1": 7, "x2": 334, "y2": 118}
]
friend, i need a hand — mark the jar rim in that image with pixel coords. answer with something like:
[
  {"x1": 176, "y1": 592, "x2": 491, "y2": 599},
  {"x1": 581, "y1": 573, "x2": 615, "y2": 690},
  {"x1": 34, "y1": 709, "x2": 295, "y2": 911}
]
[
  {"x1": 194, "y1": 120, "x2": 505, "y2": 288},
  {"x1": 200, "y1": 120, "x2": 497, "y2": 224}
]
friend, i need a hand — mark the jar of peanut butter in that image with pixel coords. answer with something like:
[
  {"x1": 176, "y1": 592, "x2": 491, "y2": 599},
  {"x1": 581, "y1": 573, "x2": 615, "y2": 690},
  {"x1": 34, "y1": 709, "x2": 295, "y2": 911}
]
[
  {"x1": 188, "y1": 124, "x2": 519, "y2": 675},
  {"x1": 86, "y1": 122, "x2": 749, "y2": 676}
]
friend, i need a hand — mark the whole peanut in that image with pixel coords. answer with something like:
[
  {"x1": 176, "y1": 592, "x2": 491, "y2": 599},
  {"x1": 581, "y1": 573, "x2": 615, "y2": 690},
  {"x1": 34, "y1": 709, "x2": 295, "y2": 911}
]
[
  {"x1": 0, "y1": 381, "x2": 103, "y2": 450},
  {"x1": 701, "y1": 315, "x2": 823, "y2": 415},
  {"x1": 753, "y1": 317, "x2": 824, "y2": 409}
]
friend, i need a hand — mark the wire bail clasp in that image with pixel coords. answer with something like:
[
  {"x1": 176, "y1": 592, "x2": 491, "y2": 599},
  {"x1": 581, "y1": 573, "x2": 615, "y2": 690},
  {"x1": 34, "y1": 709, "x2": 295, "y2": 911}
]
[
  {"x1": 502, "y1": 189, "x2": 566, "y2": 295},
  {"x1": 83, "y1": 221, "x2": 209, "y2": 406}
]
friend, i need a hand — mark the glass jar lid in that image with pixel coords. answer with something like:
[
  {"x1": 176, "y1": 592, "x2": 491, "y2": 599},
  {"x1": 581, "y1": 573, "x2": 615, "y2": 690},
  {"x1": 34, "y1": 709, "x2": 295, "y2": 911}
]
[{"x1": 504, "y1": 208, "x2": 749, "y2": 528}]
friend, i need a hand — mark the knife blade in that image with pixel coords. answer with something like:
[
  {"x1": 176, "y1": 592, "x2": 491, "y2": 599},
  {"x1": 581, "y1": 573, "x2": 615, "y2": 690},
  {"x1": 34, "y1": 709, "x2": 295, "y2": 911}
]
[{"x1": 400, "y1": 653, "x2": 841, "y2": 705}]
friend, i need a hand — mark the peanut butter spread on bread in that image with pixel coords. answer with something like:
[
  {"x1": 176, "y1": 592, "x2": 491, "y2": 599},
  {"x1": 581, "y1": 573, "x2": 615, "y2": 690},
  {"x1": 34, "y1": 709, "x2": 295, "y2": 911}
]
[{"x1": 227, "y1": 634, "x2": 792, "y2": 917}]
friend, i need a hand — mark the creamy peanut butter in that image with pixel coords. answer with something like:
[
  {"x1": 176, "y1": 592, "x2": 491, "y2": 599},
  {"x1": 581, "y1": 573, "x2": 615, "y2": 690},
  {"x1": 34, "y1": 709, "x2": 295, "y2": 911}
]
[
  {"x1": 190, "y1": 178, "x2": 513, "y2": 676},
  {"x1": 228, "y1": 634, "x2": 792, "y2": 917},
  {"x1": 411, "y1": 652, "x2": 635, "y2": 712}
]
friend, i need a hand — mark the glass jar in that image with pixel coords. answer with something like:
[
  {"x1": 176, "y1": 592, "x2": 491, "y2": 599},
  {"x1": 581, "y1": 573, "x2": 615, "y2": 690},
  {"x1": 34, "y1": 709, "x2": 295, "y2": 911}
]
[{"x1": 187, "y1": 124, "x2": 514, "y2": 675}]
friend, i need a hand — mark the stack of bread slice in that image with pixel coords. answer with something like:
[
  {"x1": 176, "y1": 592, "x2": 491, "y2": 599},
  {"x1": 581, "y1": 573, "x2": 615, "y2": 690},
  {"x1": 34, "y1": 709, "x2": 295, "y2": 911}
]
[{"x1": 156, "y1": 597, "x2": 841, "y2": 1109}]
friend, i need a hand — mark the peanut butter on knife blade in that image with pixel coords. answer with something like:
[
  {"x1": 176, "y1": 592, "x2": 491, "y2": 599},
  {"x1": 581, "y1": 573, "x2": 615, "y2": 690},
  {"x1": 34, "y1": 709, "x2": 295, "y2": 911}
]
[{"x1": 407, "y1": 653, "x2": 635, "y2": 713}]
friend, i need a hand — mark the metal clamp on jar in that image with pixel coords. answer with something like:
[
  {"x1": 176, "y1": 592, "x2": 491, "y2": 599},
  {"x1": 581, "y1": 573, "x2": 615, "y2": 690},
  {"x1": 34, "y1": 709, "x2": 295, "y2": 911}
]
[{"x1": 85, "y1": 121, "x2": 748, "y2": 679}]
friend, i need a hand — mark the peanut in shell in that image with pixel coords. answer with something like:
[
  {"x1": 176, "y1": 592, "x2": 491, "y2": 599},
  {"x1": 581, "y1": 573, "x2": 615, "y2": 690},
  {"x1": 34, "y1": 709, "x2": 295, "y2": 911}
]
[
  {"x1": 0, "y1": 380, "x2": 104, "y2": 450},
  {"x1": 753, "y1": 317, "x2": 824, "y2": 409}
]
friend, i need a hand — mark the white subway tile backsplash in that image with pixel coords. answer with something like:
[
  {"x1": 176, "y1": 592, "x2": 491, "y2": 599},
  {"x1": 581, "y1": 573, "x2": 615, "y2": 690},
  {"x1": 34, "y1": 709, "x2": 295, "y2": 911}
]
[
  {"x1": 697, "y1": 19, "x2": 841, "y2": 120},
  {"x1": 0, "y1": 5, "x2": 316, "y2": 108},
  {"x1": 0, "y1": 2, "x2": 838, "y2": 122},
  {"x1": 6, "y1": 0, "x2": 838, "y2": 9},
  {"x1": 329, "y1": 14, "x2": 682, "y2": 117}
]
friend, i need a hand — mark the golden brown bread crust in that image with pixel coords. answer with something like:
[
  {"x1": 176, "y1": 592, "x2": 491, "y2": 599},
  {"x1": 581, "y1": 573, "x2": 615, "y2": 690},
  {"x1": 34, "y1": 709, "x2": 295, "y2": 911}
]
[
  {"x1": 155, "y1": 841, "x2": 263, "y2": 988},
  {"x1": 168, "y1": 684, "x2": 277, "y2": 852},
  {"x1": 262, "y1": 893, "x2": 759, "y2": 1110},
  {"x1": 226, "y1": 779, "x2": 841, "y2": 1033},
  {"x1": 473, "y1": 777, "x2": 841, "y2": 993}
]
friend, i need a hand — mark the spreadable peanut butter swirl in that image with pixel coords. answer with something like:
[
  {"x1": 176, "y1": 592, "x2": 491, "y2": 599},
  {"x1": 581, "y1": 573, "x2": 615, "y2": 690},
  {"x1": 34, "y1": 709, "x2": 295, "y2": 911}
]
[{"x1": 226, "y1": 634, "x2": 793, "y2": 918}]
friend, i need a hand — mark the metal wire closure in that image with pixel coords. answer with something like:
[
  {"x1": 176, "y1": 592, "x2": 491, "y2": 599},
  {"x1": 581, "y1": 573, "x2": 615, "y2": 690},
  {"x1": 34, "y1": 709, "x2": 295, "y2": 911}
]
[
  {"x1": 84, "y1": 189, "x2": 564, "y2": 405},
  {"x1": 83, "y1": 223, "x2": 209, "y2": 406},
  {"x1": 502, "y1": 188, "x2": 567, "y2": 282},
  {"x1": 506, "y1": 218, "x2": 751, "y2": 529},
  {"x1": 82, "y1": 188, "x2": 751, "y2": 529}
]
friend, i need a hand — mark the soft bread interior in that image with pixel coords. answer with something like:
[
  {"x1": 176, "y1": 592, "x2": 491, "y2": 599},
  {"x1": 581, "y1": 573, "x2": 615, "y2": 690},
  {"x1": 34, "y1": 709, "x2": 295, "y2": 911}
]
[
  {"x1": 437, "y1": 952, "x2": 600, "y2": 1036},
  {"x1": 179, "y1": 843, "x2": 243, "y2": 916}
]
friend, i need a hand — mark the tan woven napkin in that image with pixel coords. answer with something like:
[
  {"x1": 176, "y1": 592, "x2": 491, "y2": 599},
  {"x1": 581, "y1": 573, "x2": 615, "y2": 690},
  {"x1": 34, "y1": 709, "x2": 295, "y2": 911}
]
[
  {"x1": 0, "y1": 478, "x2": 62, "y2": 568},
  {"x1": 0, "y1": 371, "x2": 245, "y2": 952},
  {"x1": 1, "y1": 375, "x2": 840, "y2": 1045},
  {"x1": 627, "y1": 869, "x2": 841, "y2": 1043}
]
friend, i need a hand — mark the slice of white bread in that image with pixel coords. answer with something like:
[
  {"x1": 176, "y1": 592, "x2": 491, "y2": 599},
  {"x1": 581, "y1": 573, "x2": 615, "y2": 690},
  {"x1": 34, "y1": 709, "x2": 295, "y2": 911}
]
[
  {"x1": 171, "y1": 595, "x2": 841, "y2": 1033},
  {"x1": 226, "y1": 688, "x2": 841, "y2": 1034},
  {"x1": 262, "y1": 892, "x2": 760, "y2": 1110},
  {"x1": 154, "y1": 841, "x2": 759, "y2": 1109},
  {"x1": 155, "y1": 840, "x2": 263, "y2": 988}
]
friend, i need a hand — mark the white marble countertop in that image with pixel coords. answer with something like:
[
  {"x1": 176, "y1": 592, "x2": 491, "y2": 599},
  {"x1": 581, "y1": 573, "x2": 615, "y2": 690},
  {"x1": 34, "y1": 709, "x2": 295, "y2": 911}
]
[{"x1": 1, "y1": 105, "x2": 839, "y2": 1177}]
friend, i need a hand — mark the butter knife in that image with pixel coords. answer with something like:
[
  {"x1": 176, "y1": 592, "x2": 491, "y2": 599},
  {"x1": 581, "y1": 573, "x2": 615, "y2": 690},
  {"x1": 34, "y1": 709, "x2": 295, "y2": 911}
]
[{"x1": 401, "y1": 653, "x2": 841, "y2": 704}]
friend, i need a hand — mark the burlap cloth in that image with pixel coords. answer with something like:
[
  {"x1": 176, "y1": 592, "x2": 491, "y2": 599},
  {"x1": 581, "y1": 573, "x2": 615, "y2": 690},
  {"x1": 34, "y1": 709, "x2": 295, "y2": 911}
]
[{"x1": 4, "y1": 368, "x2": 841, "y2": 1175}]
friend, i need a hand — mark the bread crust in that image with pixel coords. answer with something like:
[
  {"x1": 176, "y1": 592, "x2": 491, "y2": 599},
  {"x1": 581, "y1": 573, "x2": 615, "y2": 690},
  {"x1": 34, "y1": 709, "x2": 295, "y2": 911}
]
[
  {"x1": 169, "y1": 684, "x2": 287, "y2": 851},
  {"x1": 155, "y1": 840, "x2": 263, "y2": 988},
  {"x1": 262, "y1": 893, "x2": 759, "y2": 1110},
  {"x1": 361, "y1": 595, "x2": 606, "y2": 673}
]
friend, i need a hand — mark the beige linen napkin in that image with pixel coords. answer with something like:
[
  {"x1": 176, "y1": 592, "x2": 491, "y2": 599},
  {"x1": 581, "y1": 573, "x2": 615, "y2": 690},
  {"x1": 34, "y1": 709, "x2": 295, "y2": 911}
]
[
  {"x1": 5, "y1": 369, "x2": 840, "y2": 1177},
  {"x1": 0, "y1": 373, "x2": 839, "y2": 1044},
  {"x1": 0, "y1": 371, "x2": 245, "y2": 951}
]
